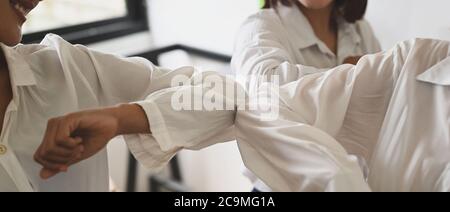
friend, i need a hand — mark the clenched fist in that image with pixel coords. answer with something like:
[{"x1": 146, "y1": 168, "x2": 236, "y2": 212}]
[{"x1": 34, "y1": 104, "x2": 150, "y2": 179}]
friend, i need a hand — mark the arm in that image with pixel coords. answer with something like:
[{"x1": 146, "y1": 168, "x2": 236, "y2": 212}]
[
  {"x1": 231, "y1": 15, "x2": 328, "y2": 95},
  {"x1": 43, "y1": 34, "x2": 196, "y2": 106},
  {"x1": 35, "y1": 72, "x2": 238, "y2": 179},
  {"x1": 34, "y1": 104, "x2": 150, "y2": 179},
  {"x1": 234, "y1": 39, "x2": 419, "y2": 192}
]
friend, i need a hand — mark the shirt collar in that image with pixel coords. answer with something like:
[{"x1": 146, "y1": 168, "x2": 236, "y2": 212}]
[
  {"x1": 338, "y1": 18, "x2": 362, "y2": 47},
  {"x1": 0, "y1": 43, "x2": 37, "y2": 87},
  {"x1": 336, "y1": 18, "x2": 362, "y2": 58},
  {"x1": 416, "y1": 56, "x2": 450, "y2": 86},
  {"x1": 278, "y1": 4, "x2": 317, "y2": 49},
  {"x1": 277, "y1": 4, "x2": 362, "y2": 54}
]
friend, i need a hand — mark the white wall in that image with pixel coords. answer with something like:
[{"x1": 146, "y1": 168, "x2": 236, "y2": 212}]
[
  {"x1": 366, "y1": 0, "x2": 450, "y2": 49},
  {"x1": 148, "y1": 0, "x2": 259, "y2": 54}
]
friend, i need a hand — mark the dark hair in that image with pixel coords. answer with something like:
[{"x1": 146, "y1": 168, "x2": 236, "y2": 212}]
[{"x1": 262, "y1": 0, "x2": 368, "y2": 23}]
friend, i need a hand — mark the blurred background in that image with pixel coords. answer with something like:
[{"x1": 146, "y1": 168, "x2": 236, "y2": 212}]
[{"x1": 22, "y1": 0, "x2": 450, "y2": 192}]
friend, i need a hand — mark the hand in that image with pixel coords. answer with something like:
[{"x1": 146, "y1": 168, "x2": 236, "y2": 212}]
[
  {"x1": 343, "y1": 56, "x2": 363, "y2": 65},
  {"x1": 34, "y1": 104, "x2": 150, "y2": 179},
  {"x1": 34, "y1": 108, "x2": 120, "y2": 179}
]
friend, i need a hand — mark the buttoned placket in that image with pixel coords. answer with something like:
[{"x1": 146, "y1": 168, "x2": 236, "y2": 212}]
[
  {"x1": 0, "y1": 99, "x2": 34, "y2": 191},
  {"x1": 0, "y1": 44, "x2": 36, "y2": 192}
]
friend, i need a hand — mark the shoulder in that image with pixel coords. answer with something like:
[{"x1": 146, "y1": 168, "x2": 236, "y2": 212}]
[
  {"x1": 354, "y1": 19, "x2": 375, "y2": 35},
  {"x1": 15, "y1": 36, "x2": 64, "y2": 77},
  {"x1": 15, "y1": 34, "x2": 97, "y2": 87},
  {"x1": 239, "y1": 9, "x2": 285, "y2": 35},
  {"x1": 353, "y1": 19, "x2": 379, "y2": 42},
  {"x1": 235, "y1": 9, "x2": 290, "y2": 48},
  {"x1": 353, "y1": 19, "x2": 382, "y2": 52},
  {"x1": 16, "y1": 34, "x2": 91, "y2": 66},
  {"x1": 245, "y1": 9, "x2": 282, "y2": 24}
]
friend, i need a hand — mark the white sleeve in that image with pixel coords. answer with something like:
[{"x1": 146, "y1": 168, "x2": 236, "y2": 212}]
[
  {"x1": 231, "y1": 15, "x2": 327, "y2": 95},
  {"x1": 236, "y1": 108, "x2": 371, "y2": 192},
  {"x1": 42, "y1": 34, "x2": 194, "y2": 106},
  {"x1": 124, "y1": 72, "x2": 238, "y2": 171},
  {"x1": 123, "y1": 66, "x2": 371, "y2": 191},
  {"x1": 236, "y1": 39, "x2": 424, "y2": 192},
  {"x1": 234, "y1": 63, "x2": 371, "y2": 192}
]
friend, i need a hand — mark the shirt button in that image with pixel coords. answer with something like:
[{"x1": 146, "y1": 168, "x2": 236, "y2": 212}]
[{"x1": 0, "y1": 144, "x2": 7, "y2": 155}]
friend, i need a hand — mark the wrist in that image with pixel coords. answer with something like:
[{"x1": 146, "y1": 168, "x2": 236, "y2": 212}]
[
  {"x1": 109, "y1": 104, "x2": 133, "y2": 136},
  {"x1": 110, "y1": 103, "x2": 150, "y2": 135}
]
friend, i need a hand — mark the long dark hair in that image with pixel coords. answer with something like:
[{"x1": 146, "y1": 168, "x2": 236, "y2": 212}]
[{"x1": 262, "y1": 0, "x2": 368, "y2": 23}]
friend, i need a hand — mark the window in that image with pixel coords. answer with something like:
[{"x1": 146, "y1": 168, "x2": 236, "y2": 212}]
[{"x1": 22, "y1": 0, "x2": 148, "y2": 44}]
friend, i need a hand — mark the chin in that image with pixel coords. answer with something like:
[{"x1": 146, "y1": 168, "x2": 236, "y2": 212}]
[
  {"x1": 2, "y1": 31, "x2": 22, "y2": 46},
  {"x1": 299, "y1": 0, "x2": 333, "y2": 9},
  {"x1": 304, "y1": 3, "x2": 331, "y2": 9}
]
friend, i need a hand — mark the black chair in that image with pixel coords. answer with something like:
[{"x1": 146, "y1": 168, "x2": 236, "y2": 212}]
[{"x1": 126, "y1": 45, "x2": 231, "y2": 192}]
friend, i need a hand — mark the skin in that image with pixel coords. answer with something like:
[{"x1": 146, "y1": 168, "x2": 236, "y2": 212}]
[
  {"x1": 297, "y1": 0, "x2": 362, "y2": 64},
  {"x1": 298, "y1": 0, "x2": 334, "y2": 9},
  {"x1": 0, "y1": 0, "x2": 24, "y2": 46},
  {"x1": 35, "y1": 104, "x2": 151, "y2": 178},
  {"x1": 0, "y1": 51, "x2": 13, "y2": 136}
]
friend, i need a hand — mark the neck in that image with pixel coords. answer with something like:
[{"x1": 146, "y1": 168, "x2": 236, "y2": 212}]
[{"x1": 299, "y1": 4, "x2": 335, "y2": 35}]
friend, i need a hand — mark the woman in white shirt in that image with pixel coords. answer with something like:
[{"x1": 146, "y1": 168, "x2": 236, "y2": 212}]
[
  {"x1": 232, "y1": 0, "x2": 381, "y2": 191},
  {"x1": 232, "y1": 0, "x2": 381, "y2": 94},
  {"x1": 0, "y1": 0, "x2": 201, "y2": 191}
]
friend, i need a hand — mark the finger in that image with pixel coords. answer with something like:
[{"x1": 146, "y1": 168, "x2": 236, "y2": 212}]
[
  {"x1": 57, "y1": 137, "x2": 82, "y2": 149},
  {"x1": 58, "y1": 145, "x2": 84, "y2": 166},
  {"x1": 42, "y1": 153, "x2": 75, "y2": 164},
  {"x1": 39, "y1": 145, "x2": 84, "y2": 168},
  {"x1": 43, "y1": 145, "x2": 78, "y2": 158},
  {"x1": 39, "y1": 118, "x2": 78, "y2": 161},
  {"x1": 67, "y1": 146, "x2": 84, "y2": 166},
  {"x1": 55, "y1": 116, "x2": 80, "y2": 149},
  {"x1": 33, "y1": 144, "x2": 44, "y2": 164},
  {"x1": 35, "y1": 156, "x2": 66, "y2": 171},
  {"x1": 41, "y1": 118, "x2": 61, "y2": 157},
  {"x1": 40, "y1": 168, "x2": 60, "y2": 180}
]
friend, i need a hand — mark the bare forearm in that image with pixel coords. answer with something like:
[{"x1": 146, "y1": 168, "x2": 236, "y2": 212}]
[{"x1": 111, "y1": 104, "x2": 151, "y2": 135}]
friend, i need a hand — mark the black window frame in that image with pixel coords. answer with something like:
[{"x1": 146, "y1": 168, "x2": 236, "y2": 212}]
[{"x1": 22, "y1": 0, "x2": 149, "y2": 44}]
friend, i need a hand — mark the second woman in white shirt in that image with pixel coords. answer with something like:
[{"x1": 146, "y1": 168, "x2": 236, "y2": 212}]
[
  {"x1": 231, "y1": 0, "x2": 381, "y2": 191},
  {"x1": 232, "y1": 0, "x2": 381, "y2": 94}
]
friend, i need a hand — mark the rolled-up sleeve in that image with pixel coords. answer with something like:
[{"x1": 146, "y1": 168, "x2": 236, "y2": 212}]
[{"x1": 124, "y1": 72, "x2": 238, "y2": 170}]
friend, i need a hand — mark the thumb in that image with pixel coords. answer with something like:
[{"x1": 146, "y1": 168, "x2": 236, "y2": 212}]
[{"x1": 40, "y1": 168, "x2": 60, "y2": 180}]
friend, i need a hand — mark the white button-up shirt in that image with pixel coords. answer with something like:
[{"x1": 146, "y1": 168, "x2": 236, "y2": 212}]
[
  {"x1": 126, "y1": 38, "x2": 450, "y2": 192},
  {"x1": 231, "y1": 4, "x2": 382, "y2": 94},
  {"x1": 231, "y1": 5, "x2": 382, "y2": 191},
  {"x1": 0, "y1": 34, "x2": 185, "y2": 191}
]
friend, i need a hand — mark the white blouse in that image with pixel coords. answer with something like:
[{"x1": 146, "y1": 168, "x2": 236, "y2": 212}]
[
  {"x1": 231, "y1": 4, "x2": 382, "y2": 94},
  {"x1": 231, "y1": 5, "x2": 382, "y2": 191},
  {"x1": 0, "y1": 34, "x2": 191, "y2": 191}
]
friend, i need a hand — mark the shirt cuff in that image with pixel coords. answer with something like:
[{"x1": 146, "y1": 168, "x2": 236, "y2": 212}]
[{"x1": 123, "y1": 100, "x2": 179, "y2": 171}]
